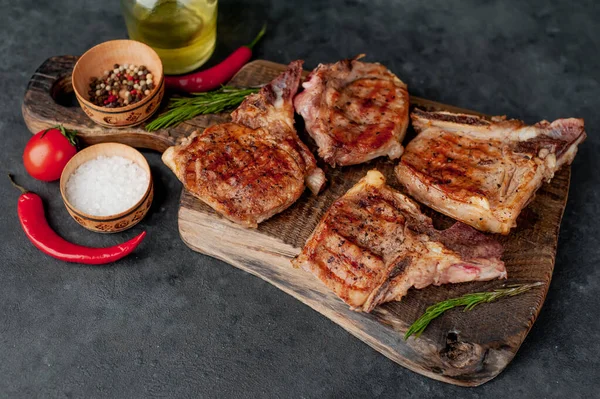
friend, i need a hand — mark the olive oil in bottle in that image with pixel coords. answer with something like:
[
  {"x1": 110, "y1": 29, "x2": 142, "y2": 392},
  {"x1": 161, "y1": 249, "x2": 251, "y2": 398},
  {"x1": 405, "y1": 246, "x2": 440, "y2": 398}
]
[{"x1": 121, "y1": 0, "x2": 218, "y2": 75}]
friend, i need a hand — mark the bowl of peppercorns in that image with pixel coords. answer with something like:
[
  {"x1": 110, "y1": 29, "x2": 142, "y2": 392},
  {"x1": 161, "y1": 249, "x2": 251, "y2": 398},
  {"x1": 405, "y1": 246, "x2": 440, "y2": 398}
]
[{"x1": 72, "y1": 40, "x2": 164, "y2": 128}]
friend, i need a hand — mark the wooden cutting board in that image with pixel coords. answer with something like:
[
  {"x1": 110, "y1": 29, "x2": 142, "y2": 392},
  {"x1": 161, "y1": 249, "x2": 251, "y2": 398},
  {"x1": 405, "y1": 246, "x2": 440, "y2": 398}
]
[{"x1": 23, "y1": 57, "x2": 570, "y2": 386}]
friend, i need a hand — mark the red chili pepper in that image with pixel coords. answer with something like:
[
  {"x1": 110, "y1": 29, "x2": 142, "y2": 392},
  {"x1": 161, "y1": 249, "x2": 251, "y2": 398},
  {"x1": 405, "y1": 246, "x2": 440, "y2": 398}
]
[
  {"x1": 9, "y1": 175, "x2": 146, "y2": 265},
  {"x1": 165, "y1": 24, "x2": 266, "y2": 93}
]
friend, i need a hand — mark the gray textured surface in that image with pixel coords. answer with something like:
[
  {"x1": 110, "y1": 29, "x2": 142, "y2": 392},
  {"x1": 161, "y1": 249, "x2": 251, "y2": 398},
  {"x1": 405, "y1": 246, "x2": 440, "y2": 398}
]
[{"x1": 1, "y1": 0, "x2": 599, "y2": 397}]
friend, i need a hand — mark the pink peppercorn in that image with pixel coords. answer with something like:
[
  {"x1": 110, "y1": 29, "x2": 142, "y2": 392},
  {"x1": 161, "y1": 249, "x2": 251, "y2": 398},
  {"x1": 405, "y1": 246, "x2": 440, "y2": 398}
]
[{"x1": 88, "y1": 63, "x2": 153, "y2": 108}]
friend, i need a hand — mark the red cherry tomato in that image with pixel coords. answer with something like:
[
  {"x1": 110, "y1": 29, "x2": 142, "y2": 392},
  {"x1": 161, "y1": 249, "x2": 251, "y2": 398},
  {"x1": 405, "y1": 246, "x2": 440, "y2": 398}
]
[{"x1": 23, "y1": 126, "x2": 78, "y2": 181}]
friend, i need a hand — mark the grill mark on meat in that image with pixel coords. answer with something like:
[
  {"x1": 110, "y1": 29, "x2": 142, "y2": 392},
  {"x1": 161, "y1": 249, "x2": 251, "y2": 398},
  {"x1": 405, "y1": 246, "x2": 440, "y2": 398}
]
[
  {"x1": 326, "y1": 194, "x2": 411, "y2": 262},
  {"x1": 478, "y1": 159, "x2": 495, "y2": 166},
  {"x1": 162, "y1": 61, "x2": 325, "y2": 227},
  {"x1": 402, "y1": 154, "x2": 487, "y2": 197},
  {"x1": 305, "y1": 226, "x2": 387, "y2": 306},
  {"x1": 334, "y1": 195, "x2": 410, "y2": 247},
  {"x1": 396, "y1": 109, "x2": 586, "y2": 234},
  {"x1": 314, "y1": 247, "x2": 372, "y2": 288},
  {"x1": 362, "y1": 198, "x2": 406, "y2": 224},
  {"x1": 328, "y1": 214, "x2": 386, "y2": 253},
  {"x1": 293, "y1": 170, "x2": 506, "y2": 312},
  {"x1": 294, "y1": 57, "x2": 409, "y2": 166},
  {"x1": 404, "y1": 127, "x2": 529, "y2": 200},
  {"x1": 403, "y1": 133, "x2": 502, "y2": 177},
  {"x1": 322, "y1": 242, "x2": 380, "y2": 280},
  {"x1": 183, "y1": 129, "x2": 302, "y2": 192}
]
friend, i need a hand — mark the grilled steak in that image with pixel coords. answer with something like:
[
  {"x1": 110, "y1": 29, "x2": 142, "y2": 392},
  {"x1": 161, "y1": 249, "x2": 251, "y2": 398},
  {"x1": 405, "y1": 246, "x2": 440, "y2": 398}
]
[
  {"x1": 292, "y1": 170, "x2": 506, "y2": 312},
  {"x1": 294, "y1": 55, "x2": 409, "y2": 167},
  {"x1": 396, "y1": 109, "x2": 586, "y2": 234},
  {"x1": 162, "y1": 61, "x2": 326, "y2": 228}
]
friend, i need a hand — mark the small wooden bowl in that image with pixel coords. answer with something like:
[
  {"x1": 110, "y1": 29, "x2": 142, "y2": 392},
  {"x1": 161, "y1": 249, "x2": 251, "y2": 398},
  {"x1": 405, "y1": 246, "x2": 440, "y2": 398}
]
[
  {"x1": 72, "y1": 40, "x2": 164, "y2": 128},
  {"x1": 60, "y1": 143, "x2": 154, "y2": 233}
]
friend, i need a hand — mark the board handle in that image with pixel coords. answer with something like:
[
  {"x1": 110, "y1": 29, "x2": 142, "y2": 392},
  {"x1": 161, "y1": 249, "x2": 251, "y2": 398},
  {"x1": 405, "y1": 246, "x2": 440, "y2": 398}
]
[{"x1": 21, "y1": 55, "x2": 177, "y2": 152}]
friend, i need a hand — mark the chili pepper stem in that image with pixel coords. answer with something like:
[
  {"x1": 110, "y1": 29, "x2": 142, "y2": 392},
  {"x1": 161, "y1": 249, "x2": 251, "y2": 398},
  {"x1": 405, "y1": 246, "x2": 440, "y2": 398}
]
[
  {"x1": 8, "y1": 174, "x2": 28, "y2": 194},
  {"x1": 246, "y1": 24, "x2": 267, "y2": 50}
]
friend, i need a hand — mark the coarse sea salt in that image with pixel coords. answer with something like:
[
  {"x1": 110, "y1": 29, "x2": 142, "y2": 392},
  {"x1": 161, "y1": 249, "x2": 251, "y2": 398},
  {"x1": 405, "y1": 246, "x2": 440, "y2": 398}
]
[{"x1": 66, "y1": 155, "x2": 149, "y2": 217}]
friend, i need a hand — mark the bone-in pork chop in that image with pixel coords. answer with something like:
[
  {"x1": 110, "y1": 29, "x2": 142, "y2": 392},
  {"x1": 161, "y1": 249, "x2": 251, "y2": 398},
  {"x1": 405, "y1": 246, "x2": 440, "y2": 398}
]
[
  {"x1": 294, "y1": 56, "x2": 409, "y2": 167},
  {"x1": 292, "y1": 170, "x2": 506, "y2": 312},
  {"x1": 162, "y1": 61, "x2": 325, "y2": 228},
  {"x1": 395, "y1": 109, "x2": 586, "y2": 234}
]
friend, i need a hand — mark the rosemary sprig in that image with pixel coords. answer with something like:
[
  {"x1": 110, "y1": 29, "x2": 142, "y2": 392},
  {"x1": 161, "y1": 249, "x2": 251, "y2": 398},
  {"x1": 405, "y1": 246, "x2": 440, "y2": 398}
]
[
  {"x1": 404, "y1": 282, "x2": 544, "y2": 340},
  {"x1": 145, "y1": 86, "x2": 259, "y2": 131}
]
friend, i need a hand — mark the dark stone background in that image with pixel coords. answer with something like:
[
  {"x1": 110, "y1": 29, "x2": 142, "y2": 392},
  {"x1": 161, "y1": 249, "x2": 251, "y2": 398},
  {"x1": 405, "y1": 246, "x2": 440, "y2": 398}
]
[{"x1": 1, "y1": 0, "x2": 598, "y2": 397}]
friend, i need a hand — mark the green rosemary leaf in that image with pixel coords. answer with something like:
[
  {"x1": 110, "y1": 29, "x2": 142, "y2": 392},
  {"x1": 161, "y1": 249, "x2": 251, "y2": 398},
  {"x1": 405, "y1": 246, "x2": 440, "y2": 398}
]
[
  {"x1": 145, "y1": 86, "x2": 259, "y2": 132},
  {"x1": 404, "y1": 282, "x2": 544, "y2": 340}
]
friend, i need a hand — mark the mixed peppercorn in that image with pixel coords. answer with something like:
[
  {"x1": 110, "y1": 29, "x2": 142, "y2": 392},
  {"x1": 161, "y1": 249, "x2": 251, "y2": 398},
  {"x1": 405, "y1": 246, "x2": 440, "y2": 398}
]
[{"x1": 88, "y1": 64, "x2": 155, "y2": 108}]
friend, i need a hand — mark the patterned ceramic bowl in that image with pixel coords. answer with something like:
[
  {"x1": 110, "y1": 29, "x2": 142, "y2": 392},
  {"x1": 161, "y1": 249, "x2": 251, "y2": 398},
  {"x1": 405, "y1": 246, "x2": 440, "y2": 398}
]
[
  {"x1": 59, "y1": 142, "x2": 153, "y2": 233},
  {"x1": 71, "y1": 40, "x2": 164, "y2": 128}
]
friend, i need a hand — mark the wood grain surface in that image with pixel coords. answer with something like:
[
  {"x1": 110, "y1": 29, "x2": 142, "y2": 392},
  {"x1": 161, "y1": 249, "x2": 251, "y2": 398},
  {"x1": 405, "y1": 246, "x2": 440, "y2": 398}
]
[{"x1": 22, "y1": 58, "x2": 570, "y2": 386}]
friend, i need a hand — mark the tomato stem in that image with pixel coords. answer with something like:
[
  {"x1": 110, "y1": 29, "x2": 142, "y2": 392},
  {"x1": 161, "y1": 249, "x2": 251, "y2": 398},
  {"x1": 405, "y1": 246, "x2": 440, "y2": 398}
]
[
  {"x1": 8, "y1": 174, "x2": 28, "y2": 194},
  {"x1": 54, "y1": 124, "x2": 79, "y2": 147},
  {"x1": 246, "y1": 24, "x2": 267, "y2": 50},
  {"x1": 41, "y1": 124, "x2": 78, "y2": 147}
]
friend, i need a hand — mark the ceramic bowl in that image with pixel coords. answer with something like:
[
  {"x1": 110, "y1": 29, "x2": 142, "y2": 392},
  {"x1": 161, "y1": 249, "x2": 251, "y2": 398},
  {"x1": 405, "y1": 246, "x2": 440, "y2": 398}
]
[
  {"x1": 60, "y1": 142, "x2": 153, "y2": 233},
  {"x1": 72, "y1": 40, "x2": 164, "y2": 128}
]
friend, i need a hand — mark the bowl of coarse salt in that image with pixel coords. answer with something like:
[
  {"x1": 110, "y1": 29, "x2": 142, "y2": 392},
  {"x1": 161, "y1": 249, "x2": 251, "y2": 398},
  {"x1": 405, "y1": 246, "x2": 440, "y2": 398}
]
[{"x1": 60, "y1": 143, "x2": 153, "y2": 233}]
